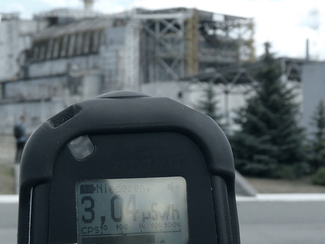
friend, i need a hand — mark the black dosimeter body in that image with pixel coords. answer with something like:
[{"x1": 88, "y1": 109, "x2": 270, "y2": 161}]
[{"x1": 18, "y1": 91, "x2": 240, "y2": 244}]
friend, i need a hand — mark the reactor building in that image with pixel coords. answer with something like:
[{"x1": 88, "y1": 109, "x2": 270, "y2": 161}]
[{"x1": 0, "y1": 2, "x2": 256, "y2": 133}]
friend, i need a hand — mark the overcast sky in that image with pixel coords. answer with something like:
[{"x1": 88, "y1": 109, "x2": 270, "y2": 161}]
[{"x1": 1, "y1": 0, "x2": 324, "y2": 60}]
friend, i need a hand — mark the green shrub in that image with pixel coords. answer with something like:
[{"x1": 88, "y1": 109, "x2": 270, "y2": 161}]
[{"x1": 311, "y1": 168, "x2": 325, "y2": 186}]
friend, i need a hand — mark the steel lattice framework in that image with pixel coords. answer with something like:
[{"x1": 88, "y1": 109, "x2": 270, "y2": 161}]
[
  {"x1": 137, "y1": 11, "x2": 190, "y2": 83},
  {"x1": 127, "y1": 8, "x2": 255, "y2": 84}
]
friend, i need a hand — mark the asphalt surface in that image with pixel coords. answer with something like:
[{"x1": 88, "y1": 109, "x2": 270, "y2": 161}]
[
  {"x1": 0, "y1": 202, "x2": 18, "y2": 243},
  {"x1": 238, "y1": 197, "x2": 325, "y2": 244},
  {"x1": 1, "y1": 196, "x2": 325, "y2": 243}
]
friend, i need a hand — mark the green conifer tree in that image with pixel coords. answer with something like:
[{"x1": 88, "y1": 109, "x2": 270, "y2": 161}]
[
  {"x1": 230, "y1": 43, "x2": 307, "y2": 178},
  {"x1": 308, "y1": 100, "x2": 325, "y2": 172},
  {"x1": 196, "y1": 82, "x2": 224, "y2": 129}
]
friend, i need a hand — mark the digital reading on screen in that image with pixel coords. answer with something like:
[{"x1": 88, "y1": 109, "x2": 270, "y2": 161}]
[{"x1": 76, "y1": 177, "x2": 188, "y2": 244}]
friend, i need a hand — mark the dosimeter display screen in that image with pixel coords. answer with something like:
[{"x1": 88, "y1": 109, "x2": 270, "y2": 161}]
[{"x1": 76, "y1": 177, "x2": 188, "y2": 244}]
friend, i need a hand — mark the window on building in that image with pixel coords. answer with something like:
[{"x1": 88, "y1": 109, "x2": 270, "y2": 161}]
[
  {"x1": 68, "y1": 34, "x2": 76, "y2": 56},
  {"x1": 52, "y1": 38, "x2": 60, "y2": 58},
  {"x1": 92, "y1": 31, "x2": 100, "y2": 52},
  {"x1": 33, "y1": 47, "x2": 39, "y2": 60},
  {"x1": 46, "y1": 39, "x2": 54, "y2": 59},
  {"x1": 76, "y1": 33, "x2": 83, "y2": 55},
  {"x1": 83, "y1": 32, "x2": 90, "y2": 54},
  {"x1": 60, "y1": 35, "x2": 69, "y2": 57},
  {"x1": 25, "y1": 35, "x2": 31, "y2": 49},
  {"x1": 100, "y1": 30, "x2": 106, "y2": 46},
  {"x1": 39, "y1": 44, "x2": 46, "y2": 60}
]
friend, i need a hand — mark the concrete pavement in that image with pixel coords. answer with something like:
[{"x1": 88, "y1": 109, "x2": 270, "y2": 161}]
[
  {"x1": 0, "y1": 197, "x2": 18, "y2": 244},
  {"x1": 238, "y1": 195, "x2": 325, "y2": 244}
]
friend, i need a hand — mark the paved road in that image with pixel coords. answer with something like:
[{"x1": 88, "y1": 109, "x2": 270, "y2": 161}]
[
  {"x1": 0, "y1": 201, "x2": 18, "y2": 243},
  {"x1": 238, "y1": 196, "x2": 325, "y2": 244},
  {"x1": 1, "y1": 195, "x2": 325, "y2": 243}
]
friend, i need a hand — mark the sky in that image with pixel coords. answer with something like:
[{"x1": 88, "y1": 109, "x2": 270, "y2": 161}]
[{"x1": 1, "y1": 0, "x2": 325, "y2": 60}]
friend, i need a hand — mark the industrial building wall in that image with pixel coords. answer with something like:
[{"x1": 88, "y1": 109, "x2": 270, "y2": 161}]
[
  {"x1": 28, "y1": 55, "x2": 100, "y2": 78},
  {"x1": 82, "y1": 73, "x2": 102, "y2": 100},
  {"x1": 5, "y1": 77, "x2": 66, "y2": 100},
  {"x1": 100, "y1": 27, "x2": 126, "y2": 91},
  {"x1": 124, "y1": 21, "x2": 140, "y2": 91},
  {"x1": 141, "y1": 82, "x2": 187, "y2": 104},
  {"x1": 0, "y1": 20, "x2": 20, "y2": 81},
  {"x1": 141, "y1": 81, "x2": 251, "y2": 132},
  {"x1": 301, "y1": 63, "x2": 325, "y2": 137},
  {"x1": 0, "y1": 73, "x2": 102, "y2": 134},
  {"x1": 0, "y1": 24, "x2": 124, "y2": 134},
  {"x1": 0, "y1": 99, "x2": 64, "y2": 135},
  {"x1": 0, "y1": 19, "x2": 47, "y2": 81},
  {"x1": 0, "y1": 8, "x2": 257, "y2": 135},
  {"x1": 0, "y1": 76, "x2": 66, "y2": 134}
]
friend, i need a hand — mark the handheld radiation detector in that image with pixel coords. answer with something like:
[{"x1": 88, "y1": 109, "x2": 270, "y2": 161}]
[{"x1": 18, "y1": 91, "x2": 240, "y2": 244}]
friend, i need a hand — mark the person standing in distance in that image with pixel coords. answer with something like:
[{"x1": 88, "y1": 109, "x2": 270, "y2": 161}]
[{"x1": 14, "y1": 115, "x2": 27, "y2": 164}]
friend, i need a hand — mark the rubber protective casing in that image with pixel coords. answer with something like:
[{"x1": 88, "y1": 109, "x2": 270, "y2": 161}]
[{"x1": 18, "y1": 91, "x2": 240, "y2": 244}]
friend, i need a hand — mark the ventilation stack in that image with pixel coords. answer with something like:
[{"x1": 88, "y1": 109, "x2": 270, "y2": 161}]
[{"x1": 83, "y1": 0, "x2": 94, "y2": 11}]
